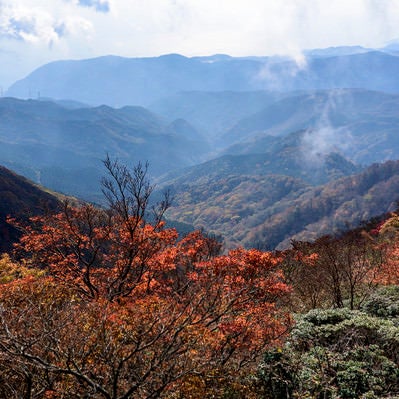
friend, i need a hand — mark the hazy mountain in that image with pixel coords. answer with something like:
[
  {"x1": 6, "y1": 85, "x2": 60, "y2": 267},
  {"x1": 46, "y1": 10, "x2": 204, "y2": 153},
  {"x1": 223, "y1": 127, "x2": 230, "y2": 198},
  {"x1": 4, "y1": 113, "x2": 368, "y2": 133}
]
[
  {"x1": 381, "y1": 39, "x2": 399, "y2": 54},
  {"x1": 149, "y1": 90, "x2": 286, "y2": 139},
  {"x1": 150, "y1": 88, "x2": 399, "y2": 155},
  {"x1": 303, "y1": 46, "x2": 371, "y2": 58},
  {"x1": 221, "y1": 89, "x2": 399, "y2": 165},
  {"x1": 0, "y1": 165, "x2": 61, "y2": 253},
  {"x1": 6, "y1": 51, "x2": 399, "y2": 107},
  {"x1": 0, "y1": 98, "x2": 209, "y2": 202},
  {"x1": 159, "y1": 146, "x2": 359, "y2": 187},
  {"x1": 6, "y1": 54, "x2": 262, "y2": 107}
]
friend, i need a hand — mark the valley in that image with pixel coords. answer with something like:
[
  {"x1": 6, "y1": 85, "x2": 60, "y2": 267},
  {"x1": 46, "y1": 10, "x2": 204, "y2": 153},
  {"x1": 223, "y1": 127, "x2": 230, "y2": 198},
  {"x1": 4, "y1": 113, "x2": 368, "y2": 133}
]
[{"x1": 1, "y1": 46, "x2": 399, "y2": 250}]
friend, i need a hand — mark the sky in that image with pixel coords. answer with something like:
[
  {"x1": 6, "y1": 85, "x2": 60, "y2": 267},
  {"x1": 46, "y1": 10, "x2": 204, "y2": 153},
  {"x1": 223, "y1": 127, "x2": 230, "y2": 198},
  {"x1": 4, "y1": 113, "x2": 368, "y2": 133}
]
[{"x1": 0, "y1": 0, "x2": 399, "y2": 89}]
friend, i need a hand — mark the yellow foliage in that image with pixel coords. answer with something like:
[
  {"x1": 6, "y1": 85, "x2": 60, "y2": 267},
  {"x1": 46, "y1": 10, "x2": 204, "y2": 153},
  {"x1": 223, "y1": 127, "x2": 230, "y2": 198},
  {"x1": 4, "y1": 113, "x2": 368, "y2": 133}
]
[{"x1": 0, "y1": 253, "x2": 44, "y2": 284}]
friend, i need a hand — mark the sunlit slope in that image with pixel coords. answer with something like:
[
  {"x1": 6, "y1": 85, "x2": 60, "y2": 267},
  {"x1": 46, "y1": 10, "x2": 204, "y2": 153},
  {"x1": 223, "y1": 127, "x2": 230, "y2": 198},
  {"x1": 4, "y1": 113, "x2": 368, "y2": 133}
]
[{"x1": 162, "y1": 159, "x2": 399, "y2": 249}]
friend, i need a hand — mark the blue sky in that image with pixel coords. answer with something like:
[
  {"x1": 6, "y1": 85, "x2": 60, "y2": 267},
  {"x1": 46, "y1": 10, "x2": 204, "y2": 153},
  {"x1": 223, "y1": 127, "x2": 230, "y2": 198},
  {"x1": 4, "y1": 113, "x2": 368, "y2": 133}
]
[{"x1": 0, "y1": 0, "x2": 399, "y2": 88}]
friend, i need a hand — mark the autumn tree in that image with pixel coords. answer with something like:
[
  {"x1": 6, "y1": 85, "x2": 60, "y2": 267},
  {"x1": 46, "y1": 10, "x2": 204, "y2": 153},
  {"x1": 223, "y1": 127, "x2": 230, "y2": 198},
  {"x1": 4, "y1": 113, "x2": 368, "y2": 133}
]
[
  {"x1": 1, "y1": 157, "x2": 291, "y2": 398},
  {"x1": 373, "y1": 212, "x2": 399, "y2": 285},
  {"x1": 283, "y1": 229, "x2": 384, "y2": 310}
]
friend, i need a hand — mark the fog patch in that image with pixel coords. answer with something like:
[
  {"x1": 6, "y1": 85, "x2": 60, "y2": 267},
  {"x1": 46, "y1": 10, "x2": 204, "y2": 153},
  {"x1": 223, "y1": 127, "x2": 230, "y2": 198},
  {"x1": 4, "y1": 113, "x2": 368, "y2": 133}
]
[
  {"x1": 301, "y1": 91, "x2": 354, "y2": 166},
  {"x1": 255, "y1": 50, "x2": 308, "y2": 91}
]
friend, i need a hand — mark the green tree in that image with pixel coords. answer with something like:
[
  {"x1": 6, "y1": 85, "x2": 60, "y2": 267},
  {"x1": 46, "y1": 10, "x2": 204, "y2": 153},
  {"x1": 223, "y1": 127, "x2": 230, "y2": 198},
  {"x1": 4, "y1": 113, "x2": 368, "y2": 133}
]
[{"x1": 258, "y1": 296, "x2": 399, "y2": 398}]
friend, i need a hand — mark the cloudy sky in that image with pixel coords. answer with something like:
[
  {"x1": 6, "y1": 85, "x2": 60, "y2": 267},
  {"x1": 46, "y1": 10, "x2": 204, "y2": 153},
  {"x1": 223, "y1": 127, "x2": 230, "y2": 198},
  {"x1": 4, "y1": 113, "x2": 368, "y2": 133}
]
[{"x1": 0, "y1": 0, "x2": 399, "y2": 88}]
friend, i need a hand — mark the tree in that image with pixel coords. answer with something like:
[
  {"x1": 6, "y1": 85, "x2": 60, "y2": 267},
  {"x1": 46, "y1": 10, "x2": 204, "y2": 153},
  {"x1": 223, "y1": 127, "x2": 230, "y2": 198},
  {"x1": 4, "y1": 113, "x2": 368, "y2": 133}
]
[
  {"x1": 259, "y1": 304, "x2": 399, "y2": 399},
  {"x1": 12, "y1": 156, "x2": 174, "y2": 301},
  {"x1": 2, "y1": 157, "x2": 291, "y2": 398},
  {"x1": 283, "y1": 230, "x2": 384, "y2": 311},
  {"x1": 373, "y1": 212, "x2": 399, "y2": 285}
]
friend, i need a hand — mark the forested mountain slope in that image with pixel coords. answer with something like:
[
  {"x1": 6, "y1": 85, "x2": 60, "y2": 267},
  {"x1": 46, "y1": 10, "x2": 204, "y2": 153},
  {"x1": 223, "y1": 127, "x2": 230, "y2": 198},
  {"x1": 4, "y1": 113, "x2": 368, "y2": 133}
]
[
  {"x1": 0, "y1": 166, "x2": 60, "y2": 252},
  {"x1": 151, "y1": 88, "x2": 399, "y2": 168},
  {"x1": 164, "y1": 160, "x2": 399, "y2": 249},
  {"x1": 0, "y1": 97, "x2": 208, "y2": 202}
]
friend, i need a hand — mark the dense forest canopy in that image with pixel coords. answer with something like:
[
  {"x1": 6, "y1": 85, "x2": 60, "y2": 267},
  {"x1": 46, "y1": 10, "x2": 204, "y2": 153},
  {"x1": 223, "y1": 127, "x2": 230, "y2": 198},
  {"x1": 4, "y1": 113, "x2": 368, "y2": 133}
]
[{"x1": 1, "y1": 158, "x2": 399, "y2": 398}]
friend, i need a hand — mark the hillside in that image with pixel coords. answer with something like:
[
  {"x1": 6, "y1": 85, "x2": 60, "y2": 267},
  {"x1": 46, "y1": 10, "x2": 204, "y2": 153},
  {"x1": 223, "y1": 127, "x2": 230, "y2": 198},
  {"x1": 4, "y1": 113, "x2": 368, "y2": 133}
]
[
  {"x1": 149, "y1": 90, "x2": 287, "y2": 139},
  {"x1": 0, "y1": 97, "x2": 208, "y2": 202},
  {"x1": 220, "y1": 89, "x2": 399, "y2": 165},
  {"x1": 0, "y1": 166, "x2": 61, "y2": 253},
  {"x1": 6, "y1": 51, "x2": 399, "y2": 107},
  {"x1": 163, "y1": 160, "x2": 399, "y2": 249},
  {"x1": 160, "y1": 147, "x2": 359, "y2": 187},
  {"x1": 150, "y1": 88, "x2": 399, "y2": 165}
]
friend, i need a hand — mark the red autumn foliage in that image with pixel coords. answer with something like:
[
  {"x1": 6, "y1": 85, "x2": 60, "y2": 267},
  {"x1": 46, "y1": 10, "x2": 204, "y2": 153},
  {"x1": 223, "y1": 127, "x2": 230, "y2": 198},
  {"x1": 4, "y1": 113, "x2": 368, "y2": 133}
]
[
  {"x1": 1, "y1": 158, "x2": 291, "y2": 398},
  {"x1": 372, "y1": 213, "x2": 399, "y2": 285}
]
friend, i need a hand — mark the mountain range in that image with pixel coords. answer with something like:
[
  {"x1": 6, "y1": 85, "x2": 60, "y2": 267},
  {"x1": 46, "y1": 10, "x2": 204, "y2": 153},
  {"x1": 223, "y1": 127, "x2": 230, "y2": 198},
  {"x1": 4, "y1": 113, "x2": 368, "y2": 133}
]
[
  {"x1": 152, "y1": 89, "x2": 399, "y2": 166},
  {"x1": 2, "y1": 46, "x2": 399, "y2": 249},
  {"x1": 0, "y1": 97, "x2": 208, "y2": 203},
  {"x1": 6, "y1": 49, "x2": 399, "y2": 107}
]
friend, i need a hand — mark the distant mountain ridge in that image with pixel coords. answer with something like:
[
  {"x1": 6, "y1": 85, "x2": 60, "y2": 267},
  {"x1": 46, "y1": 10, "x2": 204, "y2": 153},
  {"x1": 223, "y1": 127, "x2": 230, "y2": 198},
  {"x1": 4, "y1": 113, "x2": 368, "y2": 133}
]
[
  {"x1": 159, "y1": 147, "x2": 359, "y2": 187},
  {"x1": 0, "y1": 97, "x2": 208, "y2": 203},
  {"x1": 6, "y1": 50, "x2": 399, "y2": 107},
  {"x1": 149, "y1": 90, "x2": 286, "y2": 138},
  {"x1": 219, "y1": 89, "x2": 399, "y2": 165}
]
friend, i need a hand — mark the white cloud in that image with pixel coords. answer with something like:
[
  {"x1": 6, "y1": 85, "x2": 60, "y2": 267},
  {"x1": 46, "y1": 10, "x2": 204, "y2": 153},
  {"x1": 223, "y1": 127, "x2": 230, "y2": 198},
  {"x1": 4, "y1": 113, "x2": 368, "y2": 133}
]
[
  {"x1": 0, "y1": 4, "x2": 60, "y2": 44},
  {"x1": 0, "y1": 0, "x2": 398, "y2": 87},
  {"x1": 95, "y1": 0, "x2": 399, "y2": 59},
  {"x1": 0, "y1": 1, "x2": 94, "y2": 45},
  {"x1": 58, "y1": 16, "x2": 94, "y2": 39}
]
